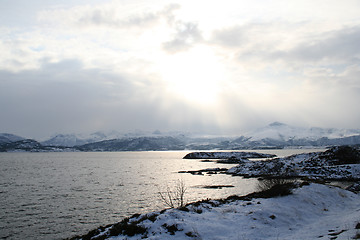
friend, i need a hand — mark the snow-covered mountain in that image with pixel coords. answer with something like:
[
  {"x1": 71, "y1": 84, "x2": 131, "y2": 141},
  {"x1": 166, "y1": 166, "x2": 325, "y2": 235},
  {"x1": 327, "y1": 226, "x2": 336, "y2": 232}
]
[
  {"x1": 0, "y1": 133, "x2": 25, "y2": 144},
  {"x1": 78, "y1": 136, "x2": 186, "y2": 151},
  {"x1": 40, "y1": 130, "x2": 191, "y2": 147},
  {"x1": 2, "y1": 122, "x2": 360, "y2": 152},
  {"x1": 41, "y1": 134, "x2": 87, "y2": 147},
  {"x1": 245, "y1": 122, "x2": 360, "y2": 141},
  {"x1": 68, "y1": 123, "x2": 360, "y2": 151},
  {"x1": 41, "y1": 132, "x2": 111, "y2": 147},
  {"x1": 41, "y1": 130, "x2": 140, "y2": 147}
]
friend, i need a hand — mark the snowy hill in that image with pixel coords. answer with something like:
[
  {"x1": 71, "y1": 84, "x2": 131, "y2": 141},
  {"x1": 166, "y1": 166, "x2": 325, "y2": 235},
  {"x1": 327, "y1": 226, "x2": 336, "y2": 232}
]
[
  {"x1": 0, "y1": 133, "x2": 24, "y2": 144},
  {"x1": 41, "y1": 134, "x2": 90, "y2": 147},
  {"x1": 0, "y1": 139, "x2": 75, "y2": 152}
]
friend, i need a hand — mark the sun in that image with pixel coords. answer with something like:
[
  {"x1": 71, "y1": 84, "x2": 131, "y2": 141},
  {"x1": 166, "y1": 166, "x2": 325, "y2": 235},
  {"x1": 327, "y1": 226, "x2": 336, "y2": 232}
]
[{"x1": 157, "y1": 46, "x2": 224, "y2": 106}]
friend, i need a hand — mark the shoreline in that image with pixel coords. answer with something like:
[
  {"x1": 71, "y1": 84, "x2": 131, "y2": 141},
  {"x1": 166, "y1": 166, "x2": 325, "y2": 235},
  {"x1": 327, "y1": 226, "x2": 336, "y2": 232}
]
[
  {"x1": 68, "y1": 146, "x2": 360, "y2": 240},
  {"x1": 68, "y1": 181, "x2": 360, "y2": 240}
]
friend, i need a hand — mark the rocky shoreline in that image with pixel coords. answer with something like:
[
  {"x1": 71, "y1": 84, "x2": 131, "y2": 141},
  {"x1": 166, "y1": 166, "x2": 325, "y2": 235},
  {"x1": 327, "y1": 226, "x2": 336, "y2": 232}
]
[
  {"x1": 182, "y1": 146, "x2": 360, "y2": 182},
  {"x1": 68, "y1": 182, "x2": 360, "y2": 240},
  {"x1": 226, "y1": 146, "x2": 360, "y2": 181}
]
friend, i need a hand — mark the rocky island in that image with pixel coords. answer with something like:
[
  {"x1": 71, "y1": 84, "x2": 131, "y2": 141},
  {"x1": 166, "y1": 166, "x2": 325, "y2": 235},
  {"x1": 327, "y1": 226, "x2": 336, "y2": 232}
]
[{"x1": 183, "y1": 151, "x2": 276, "y2": 159}]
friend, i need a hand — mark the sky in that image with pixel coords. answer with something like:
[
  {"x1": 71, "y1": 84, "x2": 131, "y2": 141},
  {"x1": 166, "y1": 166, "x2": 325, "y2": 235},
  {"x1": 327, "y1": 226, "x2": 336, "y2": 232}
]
[{"x1": 1, "y1": 0, "x2": 360, "y2": 139}]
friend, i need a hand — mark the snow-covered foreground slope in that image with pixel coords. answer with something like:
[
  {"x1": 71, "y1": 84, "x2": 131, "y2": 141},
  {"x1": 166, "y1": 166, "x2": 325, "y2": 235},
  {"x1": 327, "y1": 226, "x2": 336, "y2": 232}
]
[{"x1": 72, "y1": 184, "x2": 360, "y2": 240}]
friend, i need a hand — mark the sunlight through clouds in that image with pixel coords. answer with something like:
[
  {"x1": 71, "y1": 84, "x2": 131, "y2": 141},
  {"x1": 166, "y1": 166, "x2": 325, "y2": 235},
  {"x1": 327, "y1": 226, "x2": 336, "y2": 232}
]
[
  {"x1": 1, "y1": 0, "x2": 360, "y2": 137},
  {"x1": 157, "y1": 46, "x2": 225, "y2": 106}
]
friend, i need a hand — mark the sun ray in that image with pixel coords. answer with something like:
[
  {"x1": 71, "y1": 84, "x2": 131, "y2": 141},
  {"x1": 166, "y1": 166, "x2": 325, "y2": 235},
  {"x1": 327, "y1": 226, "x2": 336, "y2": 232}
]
[{"x1": 157, "y1": 46, "x2": 224, "y2": 106}]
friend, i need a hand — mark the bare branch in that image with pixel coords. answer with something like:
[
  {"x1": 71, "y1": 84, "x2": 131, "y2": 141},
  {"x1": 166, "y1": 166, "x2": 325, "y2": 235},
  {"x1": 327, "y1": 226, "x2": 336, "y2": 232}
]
[{"x1": 158, "y1": 179, "x2": 187, "y2": 208}]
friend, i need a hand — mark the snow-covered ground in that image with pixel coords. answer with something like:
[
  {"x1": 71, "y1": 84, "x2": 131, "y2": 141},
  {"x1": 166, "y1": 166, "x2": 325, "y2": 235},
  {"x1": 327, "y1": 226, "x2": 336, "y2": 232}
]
[{"x1": 73, "y1": 183, "x2": 360, "y2": 240}]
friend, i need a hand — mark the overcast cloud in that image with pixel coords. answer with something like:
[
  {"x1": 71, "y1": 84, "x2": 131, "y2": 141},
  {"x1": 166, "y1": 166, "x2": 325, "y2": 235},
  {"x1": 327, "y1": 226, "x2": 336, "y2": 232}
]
[{"x1": 1, "y1": 0, "x2": 360, "y2": 139}]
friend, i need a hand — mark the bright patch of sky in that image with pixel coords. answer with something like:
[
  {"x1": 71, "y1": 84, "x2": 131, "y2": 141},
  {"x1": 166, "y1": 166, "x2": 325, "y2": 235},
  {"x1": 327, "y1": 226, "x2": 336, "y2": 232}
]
[{"x1": 1, "y1": 0, "x2": 360, "y2": 138}]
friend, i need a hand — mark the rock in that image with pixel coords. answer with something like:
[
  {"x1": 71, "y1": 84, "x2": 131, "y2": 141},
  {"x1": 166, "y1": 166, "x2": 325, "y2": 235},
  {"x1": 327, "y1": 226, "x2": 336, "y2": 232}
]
[
  {"x1": 178, "y1": 168, "x2": 228, "y2": 175},
  {"x1": 346, "y1": 182, "x2": 360, "y2": 193},
  {"x1": 216, "y1": 157, "x2": 250, "y2": 164},
  {"x1": 183, "y1": 152, "x2": 276, "y2": 159}
]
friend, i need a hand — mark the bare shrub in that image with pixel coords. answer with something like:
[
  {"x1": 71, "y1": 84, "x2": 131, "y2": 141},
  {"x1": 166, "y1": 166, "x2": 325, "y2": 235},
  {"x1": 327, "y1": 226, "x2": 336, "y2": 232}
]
[
  {"x1": 257, "y1": 178, "x2": 293, "y2": 192},
  {"x1": 158, "y1": 179, "x2": 187, "y2": 208},
  {"x1": 256, "y1": 178, "x2": 297, "y2": 197}
]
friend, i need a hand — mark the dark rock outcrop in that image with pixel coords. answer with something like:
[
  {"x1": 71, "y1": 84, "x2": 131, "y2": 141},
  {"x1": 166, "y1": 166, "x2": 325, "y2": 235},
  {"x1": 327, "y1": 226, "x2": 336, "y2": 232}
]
[{"x1": 183, "y1": 151, "x2": 276, "y2": 159}]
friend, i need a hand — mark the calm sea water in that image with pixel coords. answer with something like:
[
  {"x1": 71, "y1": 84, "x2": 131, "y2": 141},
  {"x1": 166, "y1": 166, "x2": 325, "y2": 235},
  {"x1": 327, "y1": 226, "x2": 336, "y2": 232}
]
[{"x1": 0, "y1": 149, "x2": 324, "y2": 240}]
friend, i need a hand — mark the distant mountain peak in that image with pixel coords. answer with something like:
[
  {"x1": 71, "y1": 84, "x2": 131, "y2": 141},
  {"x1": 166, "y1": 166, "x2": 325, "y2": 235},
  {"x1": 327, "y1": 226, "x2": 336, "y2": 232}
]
[
  {"x1": 268, "y1": 122, "x2": 287, "y2": 127},
  {"x1": 153, "y1": 130, "x2": 162, "y2": 135},
  {"x1": 0, "y1": 133, "x2": 25, "y2": 144}
]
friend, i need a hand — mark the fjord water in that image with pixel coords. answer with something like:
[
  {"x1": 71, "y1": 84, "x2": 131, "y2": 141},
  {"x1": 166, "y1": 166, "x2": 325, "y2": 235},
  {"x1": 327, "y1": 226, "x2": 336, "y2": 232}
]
[{"x1": 0, "y1": 149, "x2": 323, "y2": 240}]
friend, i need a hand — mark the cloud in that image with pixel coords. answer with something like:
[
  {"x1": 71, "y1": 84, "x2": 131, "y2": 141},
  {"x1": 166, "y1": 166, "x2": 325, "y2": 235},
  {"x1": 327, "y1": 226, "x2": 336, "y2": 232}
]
[
  {"x1": 1, "y1": 1, "x2": 360, "y2": 137},
  {"x1": 208, "y1": 21, "x2": 360, "y2": 129},
  {"x1": 269, "y1": 26, "x2": 360, "y2": 65},
  {"x1": 211, "y1": 23, "x2": 360, "y2": 66},
  {"x1": 38, "y1": 3, "x2": 181, "y2": 30},
  {"x1": 41, "y1": 2, "x2": 202, "y2": 54},
  {"x1": 0, "y1": 59, "x2": 225, "y2": 138},
  {"x1": 0, "y1": 59, "x2": 146, "y2": 137},
  {"x1": 210, "y1": 22, "x2": 360, "y2": 88},
  {"x1": 162, "y1": 21, "x2": 203, "y2": 53},
  {"x1": 211, "y1": 22, "x2": 293, "y2": 48},
  {"x1": 56, "y1": 2, "x2": 203, "y2": 54},
  {"x1": 337, "y1": 64, "x2": 360, "y2": 87},
  {"x1": 211, "y1": 25, "x2": 249, "y2": 48},
  {"x1": 75, "y1": 7, "x2": 159, "y2": 29}
]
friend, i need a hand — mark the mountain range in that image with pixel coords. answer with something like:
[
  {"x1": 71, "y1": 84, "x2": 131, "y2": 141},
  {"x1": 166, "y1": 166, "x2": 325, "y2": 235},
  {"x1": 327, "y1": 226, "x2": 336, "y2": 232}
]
[{"x1": 1, "y1": 122, "x2": 360, "y2": 152}]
